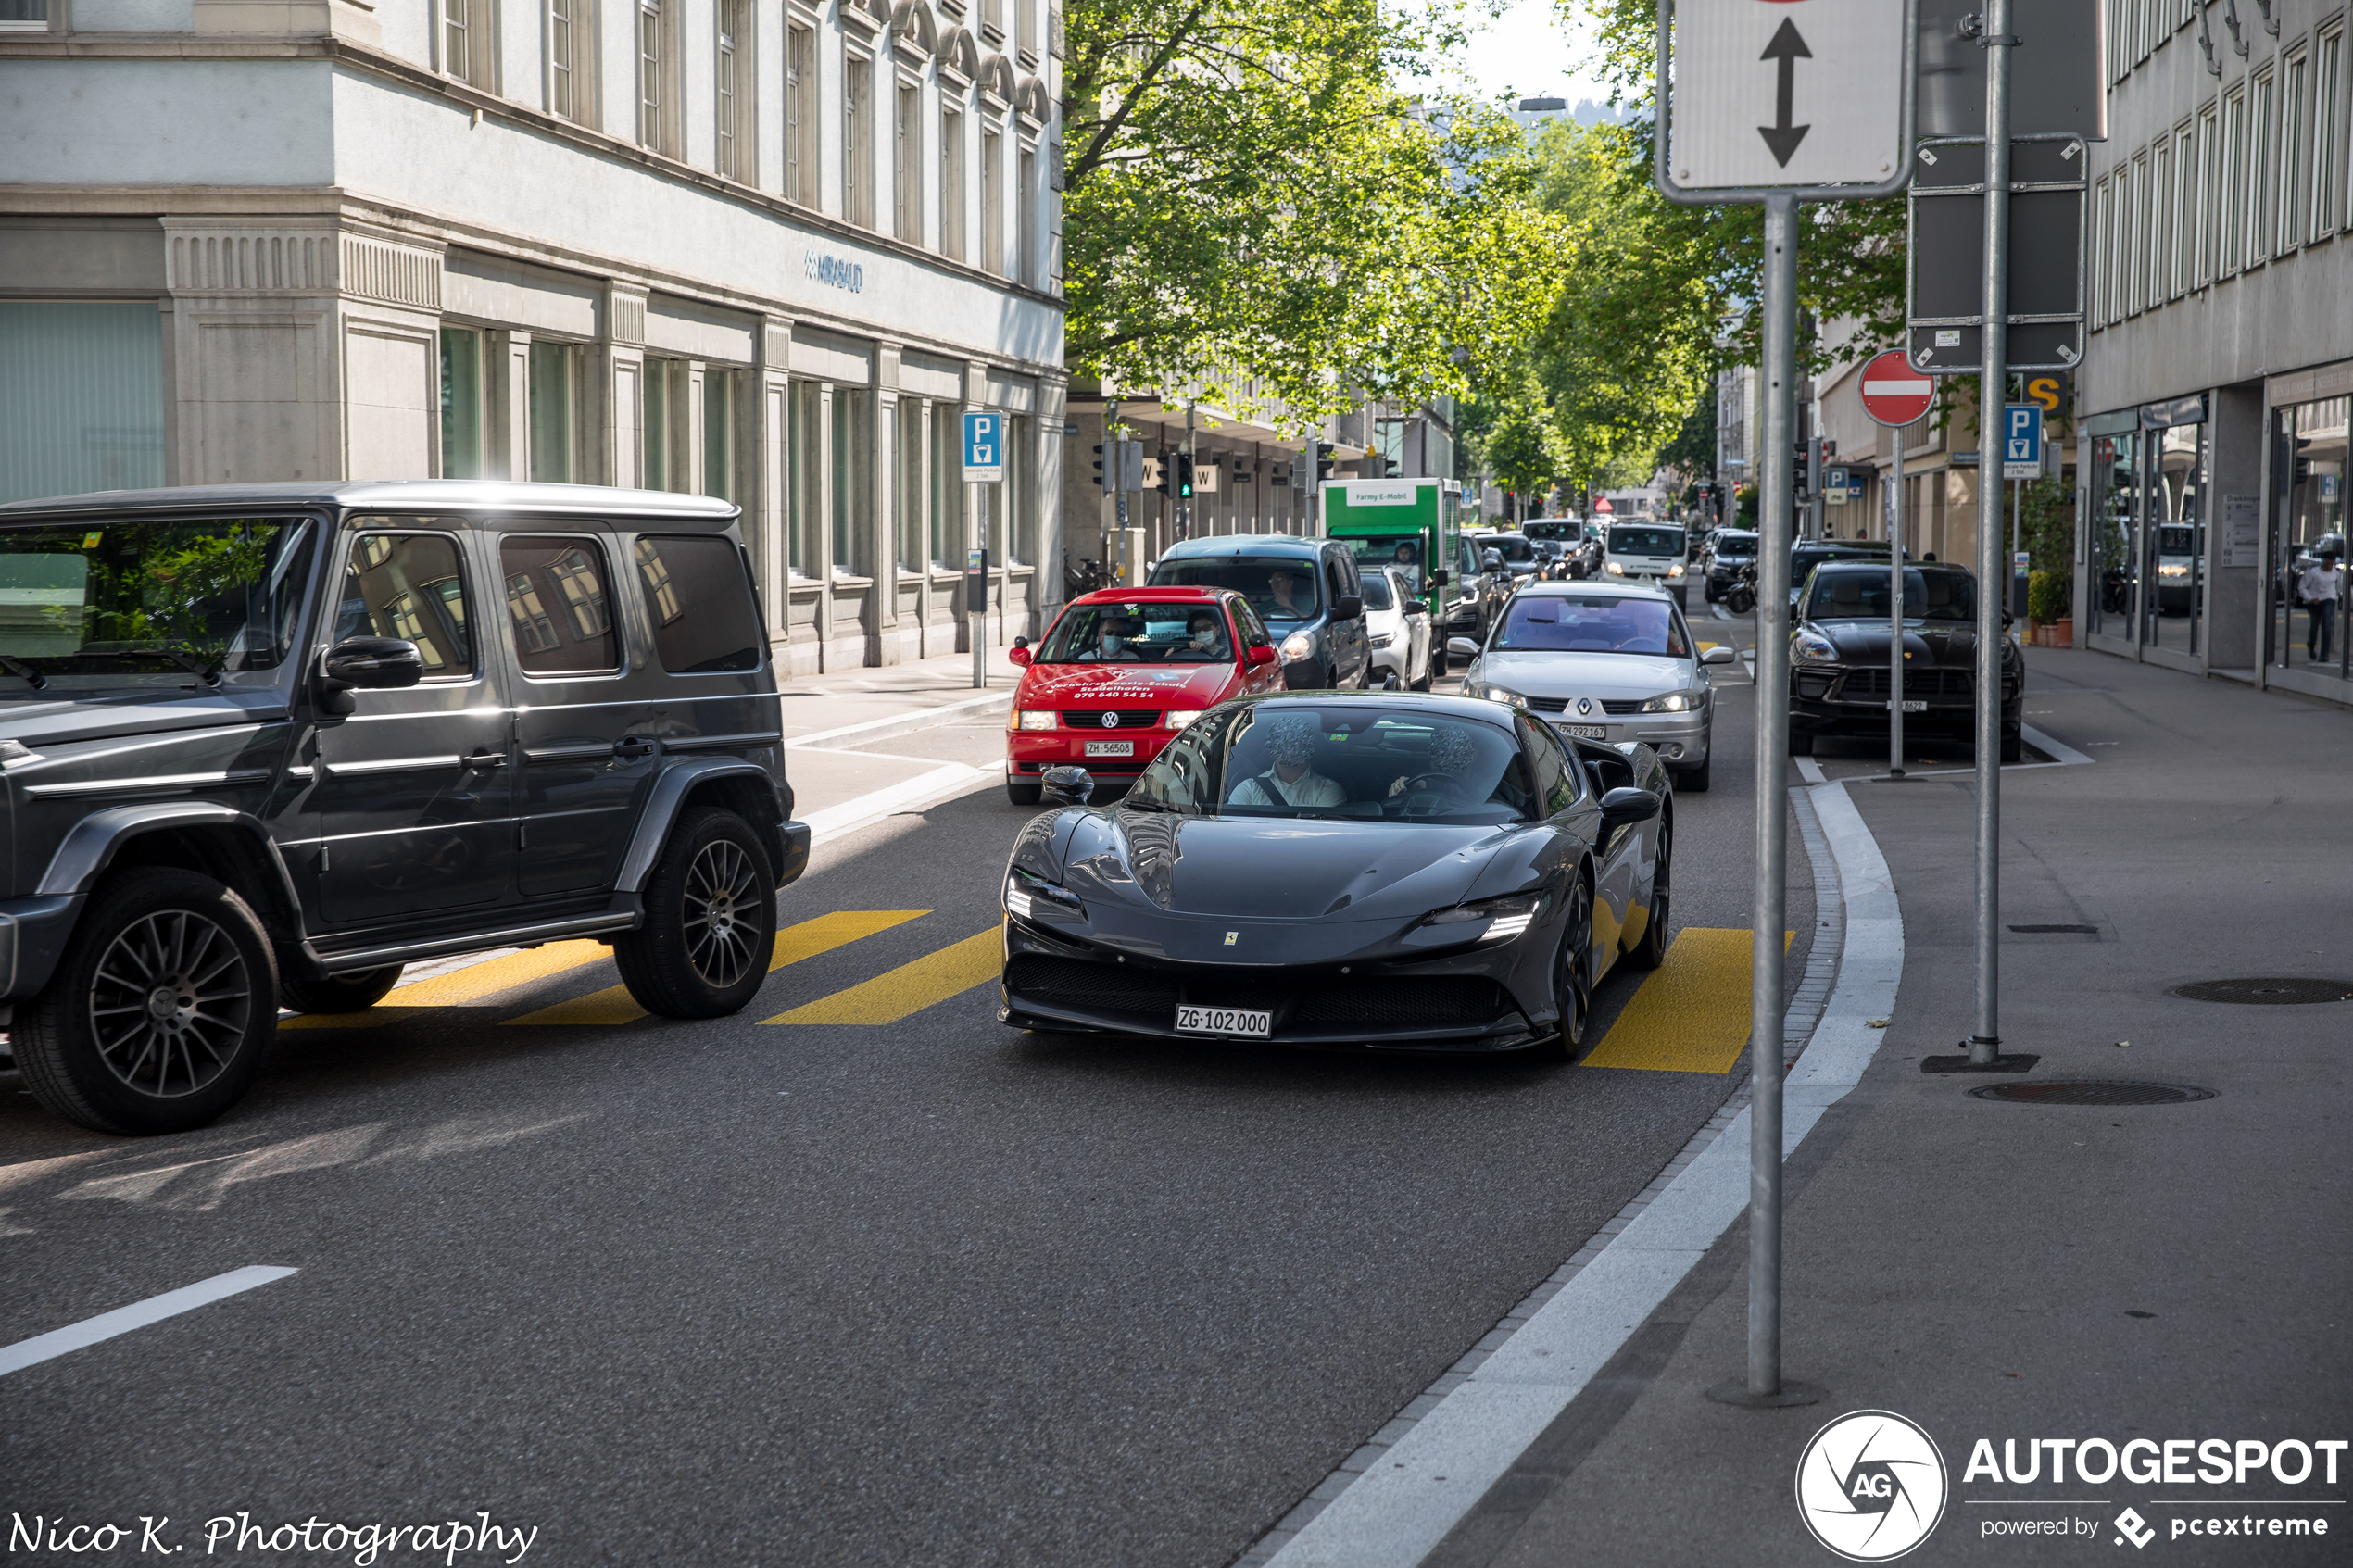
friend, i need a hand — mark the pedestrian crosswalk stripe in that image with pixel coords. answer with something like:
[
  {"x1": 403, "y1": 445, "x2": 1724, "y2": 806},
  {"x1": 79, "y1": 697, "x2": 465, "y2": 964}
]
[
  {"x1": 761, "y1": 927, "x2": 1000, "y2": 1026},
  {"x1": 505, "y1": 909, "x2": 930, "y2": 1027},
  {"x1": 278, "y1": 939, "x2": 614, "y2": 1029},
  {"x1": 1579, "y1": 928, "x2": 1794, "y2": 1074}
]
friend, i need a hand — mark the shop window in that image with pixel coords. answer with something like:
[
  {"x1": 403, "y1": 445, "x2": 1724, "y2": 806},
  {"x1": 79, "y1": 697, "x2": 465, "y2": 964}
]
[
  {"x1": 786, "y1": 23, "x2": 817, "y2": 206},
  {"x1": 0, "y1": 303, "x2": 164, "y2": 505},
  {"x1": 2274, "y1": 396, "x2": 2350, "y2": 677},
  {"x1": 716, "y1": 0, "x2": 750, "y2": 182},
  {"x1": 338, "y1": 533, "x2": 472, "y2": 677},
  {"x1": 833, "y1": 388, "x2": 871, "y2": 576},
  {"x1": 502, "y1": 536, "x2": 620, "y2": 674},
  {"x1": 440, "y1": 328, "x2": 485, "y2": 479},
  {"x1": 940, "y1": 104, "x2": 966, "y2": 260},
  {"x1": 528, "y1": 342, "x2": 576, "y2": 483},
  {"x1": 635, "y1": 536, "x2": 761, "y2": 671},
  {"x1": 705, "y1": 369, "x2": 738, "y2": 502}
]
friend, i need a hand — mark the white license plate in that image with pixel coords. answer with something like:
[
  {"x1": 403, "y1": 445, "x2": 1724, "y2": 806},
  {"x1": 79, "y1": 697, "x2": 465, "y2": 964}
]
[
  {"x1": 1085, "y1": 739, "x2": 1135, "y2": 758},
  {"x1": 1562, "y1": 723, "x2": 1607, "y2": 739},
  {"x1": 1884, "y1": 699, "x2": 1928, "y2": 713},
  {"x1": 1176, "y1": 1004, "x2": 1271, "y2": 1037}
]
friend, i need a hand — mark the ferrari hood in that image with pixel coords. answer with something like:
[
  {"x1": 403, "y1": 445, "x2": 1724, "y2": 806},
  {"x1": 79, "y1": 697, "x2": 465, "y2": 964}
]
[{"x1": 1058, "y1": 811, "x2": 1508, "y2": 922}]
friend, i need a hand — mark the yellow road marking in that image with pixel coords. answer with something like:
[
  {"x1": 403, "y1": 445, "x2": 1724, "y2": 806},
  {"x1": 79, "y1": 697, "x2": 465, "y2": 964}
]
[
  {"x1": 505, "y1": 909, "x2": 930, "y2": 1026},
  {"x1": 762, "y1": 927, "x2": 1000, "y2": 1026},
  {"x1": 279, "y1": 940, "x2": 613, "y2": 1030},
  {"x1": 1580, "y1": 928, "x2": 1794, "y2": 1074}
]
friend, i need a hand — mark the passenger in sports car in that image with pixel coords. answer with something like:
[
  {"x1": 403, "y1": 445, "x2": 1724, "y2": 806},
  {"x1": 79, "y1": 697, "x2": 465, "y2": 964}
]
[{"x1": 1226, "y1": 713, "x2": 1347, "y2": 809}]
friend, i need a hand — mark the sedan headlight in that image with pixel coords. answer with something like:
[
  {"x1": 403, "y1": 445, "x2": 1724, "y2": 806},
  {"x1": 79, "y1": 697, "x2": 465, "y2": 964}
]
[
  {"x1": 1468, "y1": 684, "x2": 1526, "y2": 708},
  {"x1": 1014, "y1": 709, "x2": 1058, "y2": 731},
  {"x1": 1793, "y1": 633, "x2": 1841, "y2": 665},
  {"x1": 1005, "y1": 866, "x2": 1082, "y2": 921},
  {"x1": 1641, "y1": 691, "x2": 1703, "y2": 712},
  {"x1": 1419, "y1": 890, "x2": 1543, "y2": 943},
  {"x1": 1164, "y1": 709, "x2": 1204, "y2": 730},
  {"x1": 1281, "y1": 632, "x2": 1315, "y2": 662},
  {"x1": 1667, "y1": 563, "x2": 1686, "y2": 579}
]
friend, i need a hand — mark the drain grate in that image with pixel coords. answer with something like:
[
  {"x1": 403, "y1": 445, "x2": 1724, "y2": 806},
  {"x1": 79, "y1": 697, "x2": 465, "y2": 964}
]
[
  {"x1": 1971, "y1": 1080, "x2": 2216, "y2": 1106},
  {"x1": 2170, "y1": 977, "x2": 2353, "y2": 1005},
  {"x1": 2009, "y1": 923, "x2": 2098, "y2": 935}
]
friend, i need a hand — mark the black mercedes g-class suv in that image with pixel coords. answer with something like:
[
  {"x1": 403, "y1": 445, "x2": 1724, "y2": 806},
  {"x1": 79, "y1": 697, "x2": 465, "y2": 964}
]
[{"x1": 0, "y1": 482, "x2": 808, "y2": 1136}]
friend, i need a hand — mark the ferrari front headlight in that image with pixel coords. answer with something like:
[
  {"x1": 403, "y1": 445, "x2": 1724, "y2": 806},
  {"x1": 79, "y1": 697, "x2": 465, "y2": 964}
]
[{"x1": 1419, "y1": 890, "x2": 1543, "y2": 942}]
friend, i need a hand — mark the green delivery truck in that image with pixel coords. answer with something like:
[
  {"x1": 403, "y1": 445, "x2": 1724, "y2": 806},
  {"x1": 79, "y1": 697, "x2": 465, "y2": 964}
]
[{"x1": 1320, "y1": 478, "x2": 1478, "y2": 653}]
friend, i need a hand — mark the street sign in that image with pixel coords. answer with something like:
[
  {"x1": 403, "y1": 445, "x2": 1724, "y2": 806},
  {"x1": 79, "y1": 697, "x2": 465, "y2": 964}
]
[
  {"x1": 1906, "y1": 135, "x2": 2086, "y2": 373},
  {"x1": 1916, "y1": 0, "x2": 2104, "y2": 141},
  {"x1": 962, "y1": 411, "x2": 1003, "y2": 484},
  {"x1": 1667, "y1": 0, "x2": 1907, "y2": 192},
  {"x1": 1823, "y1": 466, "x2": 1854, "y2": 504},
  {"x1": 1859, "y1": 350, "x2": 1935, "y2": 427},
  {"x1": 2002, "y1": 403, "x2": 2043, "y2": 479}
]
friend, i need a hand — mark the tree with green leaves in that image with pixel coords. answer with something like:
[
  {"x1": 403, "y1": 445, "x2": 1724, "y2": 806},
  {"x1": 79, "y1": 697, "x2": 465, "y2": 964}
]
[
  {"x1": 1470, "y1": 371, "x2": 1575, "y2": 517},
  {"x1": 1062, "y1": 0, "x2": 1570, "y2": 427}
]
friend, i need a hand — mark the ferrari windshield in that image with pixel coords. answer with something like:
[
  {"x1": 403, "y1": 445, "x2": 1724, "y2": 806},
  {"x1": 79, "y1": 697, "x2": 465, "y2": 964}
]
[
  {"x1": 1038, "y1": 600, "x2": 1233, "y2": 663},
  {"x1": 1805, "y1": 567, "x2": 1978, "y2": 623},
  {"x1": 0, "y1": 515, "x2": 312, "y2": 687},
  {"x1": 1151, "y1": 556, "x2": 1323, "y2": 623},
  {"x1": 1125, "y1": 705, "x2": 1534, "y2": 824},
  {"x1": 1491, "y1": 594, "x2": 1689, "y2": 657}
]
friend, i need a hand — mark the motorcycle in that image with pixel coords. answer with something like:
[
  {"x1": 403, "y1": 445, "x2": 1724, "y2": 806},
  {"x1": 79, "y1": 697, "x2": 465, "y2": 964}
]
[{"x1": 1724, "y1": 563, "x2": 1758, "y2": 616}]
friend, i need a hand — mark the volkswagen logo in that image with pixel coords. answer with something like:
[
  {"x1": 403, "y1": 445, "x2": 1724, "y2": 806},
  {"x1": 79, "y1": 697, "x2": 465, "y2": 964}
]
[
  {"x1": 1102, "y1": 711, "x2": 1121, "y2": 730},
  {"x1": 1576, "y1": 696, "x2": 1593, "y2": 717}
]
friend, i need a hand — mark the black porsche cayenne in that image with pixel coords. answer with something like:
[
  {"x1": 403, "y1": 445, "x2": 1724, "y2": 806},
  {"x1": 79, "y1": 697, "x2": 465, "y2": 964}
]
[
  {"x1": 997, "y1": 693, "x2": 1674, "y2": 1056},
  {"x1": 1788, "y1": 562, "x2": 2025, "y2": 761}
]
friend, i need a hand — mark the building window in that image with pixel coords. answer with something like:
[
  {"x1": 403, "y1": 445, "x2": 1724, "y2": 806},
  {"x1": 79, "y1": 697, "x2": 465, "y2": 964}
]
[
  {"x1": 833, "y1": 388, "x2": 871, "y2": 576},
  {"x1": 705, "y1": 369, "x2": 738, "y2": 502},
  {"x1": 716, "y1": 0, "x2": 749, "y2": 181},
  {"x1": 1016, "y1": 0, "x2": 1035, "y2": 57},
  {"x1": 1007, "y1": 413, "x2": 1034, "y2": 564},
  {"x1": 2248, "y1": 66, "x2": 2276, "y2": 266},
  {"x1": 2126, "y1": 152, "x2": 2146, "y2": 315},
  {"x1": 982, "y1": 125, "x2": 1004, "y2": 275},
  {"x1": 896, "y1": 82, "x2": 920, "y2": 242},
  {"x1": 785, "y1": 24, "x2": 817, "y2": 206},
  {"x1": 788, "y1": 380, "x2": 820, "y2": 577},
  {"x1": 547, "y1": 0, "x2": 591, "y2": 122},
  {"x1": 638, "y1": 0, "x2": 679, "y2": 157},
  {"x1": 2091, "y1": 177, "x2": 2111, "y2": 326},
  {"x1": 2220, "y1": 86, "x2": 2246, "y2": 276},
  {"x1": 528, "y1": 342, "x2": 575, "y2": 483},
  {"x1": 2169, "y1": 123, "x2": 2193, "y2": 299},
  {"x1": 2279, "y1": 44, "x2": 2310, "y2": 255},
  {"x1": 940, "y1": 103, "x2": 966, "y2": 260},
  {"x1": 0, "y1": 0, "x2": 50, "y2": 31},
  {"x1": 897, "y1": 399, "x2": 925, "y2": 572},
  {"x1": 2318, "y1": 28, "x2": 2347, "y2": 238},
  {"x1": 440, "y1": 328, "x2": 486, "y2": 479},
  {"x1": 643, "y1": 358, "x2": 681, "y2": 491},
  {"x1": 2148, "y1": 138, "x2": 2171, "y2": 307},
  {"x1": 845, "y1": 53, "x2": 875, "y2": 227},
  {"x1": 2195, "y1": 101, "x2": 2220, "y2": 287},
  {"x1": 1018, "y1": 144, "x2": 1038, "y2": 286},
  {"x1": 442, "y1": 0, "x2": 495, "y2": 87},
  {"x1": 0, "y1": 303, "x2": 164, "y2": 505},
  {"x1": 931, "y1": 401, "x2": 959, "y2": 565}
]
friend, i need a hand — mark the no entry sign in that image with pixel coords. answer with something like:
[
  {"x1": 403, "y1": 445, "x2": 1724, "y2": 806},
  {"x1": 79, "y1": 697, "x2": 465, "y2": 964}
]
[{"x1": 1858, "y1": 350, "x2": 1935, "y2": 427}]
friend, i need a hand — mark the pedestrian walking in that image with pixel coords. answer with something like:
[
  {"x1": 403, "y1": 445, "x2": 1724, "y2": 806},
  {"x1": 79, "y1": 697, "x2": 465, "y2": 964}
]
[{"x1": 2298, "y1": 547, "x2": 2343, "y2": 662}]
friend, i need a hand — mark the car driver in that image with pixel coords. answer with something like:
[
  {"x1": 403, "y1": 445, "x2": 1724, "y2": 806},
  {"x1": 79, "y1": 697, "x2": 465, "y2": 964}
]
[
  {"x1": 1266, "y1": 568, "x2": 1310, "y2": 620},
  {"x1": 1228, "y1": 713, "x2": 1346, "y2": 809},
  {"x1": 1080, "y1": 614, "x2": 1141, "y2": 661}
]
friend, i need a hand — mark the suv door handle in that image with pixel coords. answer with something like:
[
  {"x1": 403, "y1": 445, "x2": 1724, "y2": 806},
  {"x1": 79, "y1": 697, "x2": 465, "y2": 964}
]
[
  {"x1": 462, "y1": 749, "x2": 507, "y2": 771},
  {"x1": 612, "y1": 735, "x2": 658, "y2": 759}
]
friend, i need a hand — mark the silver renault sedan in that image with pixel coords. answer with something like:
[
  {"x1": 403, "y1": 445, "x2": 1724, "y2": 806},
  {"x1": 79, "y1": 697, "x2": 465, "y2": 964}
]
[{"x1": 1449, "y1": 581, "x2": 1735, "y2": 791}]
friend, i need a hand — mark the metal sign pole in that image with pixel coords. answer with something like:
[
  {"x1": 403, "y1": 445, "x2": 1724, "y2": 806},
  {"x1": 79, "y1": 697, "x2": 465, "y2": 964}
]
[
  {"x1": 1749, "y1": 189, "x2": 1799, "y2": 1399},
  {"x1": 1108, "y1": 397, "x2": 1124, "y2": 572},
  {"x1": 1891, "y1": 437, "x2": 1906, "y2": 776},
  {"x1": 1969, "y1": 0, "x2": 2012, "y2": 1067}
]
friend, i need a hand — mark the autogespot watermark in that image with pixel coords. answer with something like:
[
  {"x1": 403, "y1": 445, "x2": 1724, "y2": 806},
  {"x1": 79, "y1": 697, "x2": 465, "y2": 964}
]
[
  {"x1": 1795, "y1": 1415, "x2": 2348, "y2": 1556},
  {"x1": 8, "y1": 1512, "x2": 539, "y2": 1564}
]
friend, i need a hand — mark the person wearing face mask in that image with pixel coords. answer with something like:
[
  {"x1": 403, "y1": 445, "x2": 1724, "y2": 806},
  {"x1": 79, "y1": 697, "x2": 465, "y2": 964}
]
[
  {"x1": 1078, "y1": 613, "x2": 1141, "y2": 661},
  {"x1": 1183, "y1": 609, "x2": 1229, "y2": 659}
]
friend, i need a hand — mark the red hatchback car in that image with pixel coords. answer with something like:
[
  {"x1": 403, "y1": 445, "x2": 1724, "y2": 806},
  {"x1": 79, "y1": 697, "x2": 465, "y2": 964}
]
[{"x1": 1005, "y1": 586, "x2": 1283, "y2": 804}]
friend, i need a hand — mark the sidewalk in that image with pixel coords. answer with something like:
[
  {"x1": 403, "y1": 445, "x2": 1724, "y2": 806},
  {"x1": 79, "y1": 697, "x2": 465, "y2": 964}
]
[
  {"x1": 1308, "y1": 648, "x2": 2353, "y2": 1566},
  {"x1": 780, "y1": 647, "x2": 1020, "y2": 830}
]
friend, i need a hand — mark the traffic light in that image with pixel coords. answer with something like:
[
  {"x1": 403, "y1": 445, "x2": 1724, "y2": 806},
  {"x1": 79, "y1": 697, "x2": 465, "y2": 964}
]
[
  {"x1": 1315, "y1": 441, "x2": 1337, "y2": 482},
  {"x1": 1153, "y1": 454, "x2": 1173, "y2": 497},
  {"x1": 1174, "y1": 454, "x2": 1195, "y2": 499},
  {"x1": 1092, "y1": 444, "x2": 1109, "y2": 491}
]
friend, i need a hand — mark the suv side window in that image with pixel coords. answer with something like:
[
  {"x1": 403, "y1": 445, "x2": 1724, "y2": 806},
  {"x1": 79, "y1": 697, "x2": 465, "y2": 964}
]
[
  {"x1": 634, "y1": 535, "x2": 763, "y2": 672},
  {"x1": 501, "y1": 535, "x2": 620, "y2": 675},
  {"x1": 337, "y1": 533, "x2": 472, "y2": 678}
]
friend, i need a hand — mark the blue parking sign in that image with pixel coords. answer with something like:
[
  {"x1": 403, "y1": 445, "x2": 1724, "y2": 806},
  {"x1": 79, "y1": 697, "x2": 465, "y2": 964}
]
[
  {"x1": 2002, "y1": 404, "x2": 2043, "y2": 478},
  {"x1": 963, "y1": 411, "x2": 1004, "y2": 483}
]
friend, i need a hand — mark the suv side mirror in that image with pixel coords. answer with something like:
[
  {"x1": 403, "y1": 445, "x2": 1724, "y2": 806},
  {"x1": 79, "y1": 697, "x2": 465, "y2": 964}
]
[
  {"x1": 1335, "y1": 594, "x2": 1364, "y2": 620},
  {"x1": 321, "y1": 636, "x2": 423, "y2": 692}
]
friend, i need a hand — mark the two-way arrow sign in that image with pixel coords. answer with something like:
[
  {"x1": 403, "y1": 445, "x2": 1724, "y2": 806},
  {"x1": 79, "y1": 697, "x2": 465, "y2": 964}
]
[{"x1": 1667, "y1": 0, "x2": 1904, "y2": 192}]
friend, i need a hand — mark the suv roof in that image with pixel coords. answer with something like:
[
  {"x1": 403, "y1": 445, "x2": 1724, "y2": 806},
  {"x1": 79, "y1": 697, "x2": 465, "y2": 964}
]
[
  {"x1": 0, "y1": 480, "x2": 742, "y2": 523},
  {"x1": 1156, "y1": 534, "x2": 1327, "y2": 560}
]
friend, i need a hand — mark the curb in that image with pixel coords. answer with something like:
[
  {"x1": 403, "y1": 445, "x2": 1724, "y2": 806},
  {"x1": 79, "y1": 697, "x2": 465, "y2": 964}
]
[{"x1": 786, "y1": 689, "x2": 1015, "y2": 753}]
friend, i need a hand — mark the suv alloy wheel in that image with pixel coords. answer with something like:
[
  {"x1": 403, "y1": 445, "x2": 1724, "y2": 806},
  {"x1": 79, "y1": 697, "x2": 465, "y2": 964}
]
[
  {"x1": 14, "y1": 869, "x2": 278, "y2": 1135},
  {"x1": 613, "y1": 807, "x2": 778, "y2": 1018}
]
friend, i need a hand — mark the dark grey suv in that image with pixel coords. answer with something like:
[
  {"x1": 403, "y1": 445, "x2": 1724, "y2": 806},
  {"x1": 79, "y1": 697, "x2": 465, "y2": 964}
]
[{"x1": 0, "y1": 482, "x2": 808, "y2": 1135}]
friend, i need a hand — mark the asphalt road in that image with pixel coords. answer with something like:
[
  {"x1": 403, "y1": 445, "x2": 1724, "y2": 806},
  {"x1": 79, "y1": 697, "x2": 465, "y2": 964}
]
[{"x1": 0, "y1": 646, "x2": 1818, "y2": 1568}]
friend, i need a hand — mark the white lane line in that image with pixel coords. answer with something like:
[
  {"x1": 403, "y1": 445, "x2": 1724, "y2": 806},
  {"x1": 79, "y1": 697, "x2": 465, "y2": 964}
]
[
  {"x1": 1793, "y1": 755, "x2": 1828, "y2": 784},
  {"x1": 800, "y1": 762, "x2": 991, "y2": 844},
  {"x1": 787, "y1": 689, "x2": 1014, "y2": 751},
  {"x1": 2020, "y1": 723, "x2": 2095, "y2": 766},
  {"x1": 0, "y1": 1266, "x2": 297, "y2": 1377},
  {"x1": 1264, "y1": 779, "x2": 1903, "y2": 1568}
]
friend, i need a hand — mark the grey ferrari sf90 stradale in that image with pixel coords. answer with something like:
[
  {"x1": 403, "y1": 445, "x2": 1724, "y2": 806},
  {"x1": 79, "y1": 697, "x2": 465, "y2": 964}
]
[{"x1": 997, "y1": 693, "x2": 1674, "y2": 1056}]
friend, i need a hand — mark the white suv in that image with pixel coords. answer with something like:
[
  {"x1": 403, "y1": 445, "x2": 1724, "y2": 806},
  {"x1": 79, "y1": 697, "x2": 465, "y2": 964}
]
[{"x1": 1603, "y1": 522, "x2": 1692, "y2": 608}]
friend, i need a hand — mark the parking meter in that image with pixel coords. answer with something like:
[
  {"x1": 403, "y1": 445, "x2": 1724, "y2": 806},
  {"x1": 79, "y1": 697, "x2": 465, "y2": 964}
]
[{"x1": 965, "y1": 548, "x2": 989, "y2": 616}]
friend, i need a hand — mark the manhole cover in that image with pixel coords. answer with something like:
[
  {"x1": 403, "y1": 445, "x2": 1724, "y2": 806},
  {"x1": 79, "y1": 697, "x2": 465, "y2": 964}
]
[
  {"x1": 2170, "y1": 977, "x2": 2353, "y2": 1005},
  {"x1": 1970, "y1": 1081, "x2": 2216, "y2": 1106}
]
